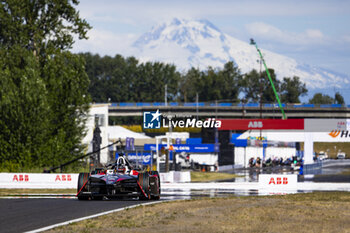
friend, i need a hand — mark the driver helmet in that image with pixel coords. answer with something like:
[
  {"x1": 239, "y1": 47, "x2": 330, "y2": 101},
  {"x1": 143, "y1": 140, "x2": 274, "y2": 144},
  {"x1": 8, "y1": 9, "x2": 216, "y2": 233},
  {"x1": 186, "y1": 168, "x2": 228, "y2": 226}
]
[{"x1": 116, "y1": 164, "x2": 126, "y2": 173}]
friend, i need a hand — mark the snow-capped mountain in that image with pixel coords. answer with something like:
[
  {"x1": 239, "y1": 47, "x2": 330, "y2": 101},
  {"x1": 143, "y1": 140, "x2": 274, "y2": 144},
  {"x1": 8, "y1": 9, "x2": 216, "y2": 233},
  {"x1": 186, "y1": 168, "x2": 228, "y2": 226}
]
[{"x1": 132, "y1": 18, "x2": 349, "y2": 90}]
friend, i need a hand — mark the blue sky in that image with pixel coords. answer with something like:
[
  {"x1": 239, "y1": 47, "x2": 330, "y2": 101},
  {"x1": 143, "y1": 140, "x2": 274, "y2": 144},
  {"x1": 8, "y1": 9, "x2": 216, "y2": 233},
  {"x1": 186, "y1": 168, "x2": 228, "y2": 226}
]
[{"x1": 73, "y1": 0, "x2": 350, "y2": 75}]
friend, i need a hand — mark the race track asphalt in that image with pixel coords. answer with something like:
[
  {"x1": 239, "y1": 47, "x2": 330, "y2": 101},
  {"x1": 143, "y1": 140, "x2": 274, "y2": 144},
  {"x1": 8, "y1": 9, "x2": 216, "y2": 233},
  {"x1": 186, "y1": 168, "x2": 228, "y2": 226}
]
[{"x1": 0, "y1": 198, "x2": 152, "y2": 233}]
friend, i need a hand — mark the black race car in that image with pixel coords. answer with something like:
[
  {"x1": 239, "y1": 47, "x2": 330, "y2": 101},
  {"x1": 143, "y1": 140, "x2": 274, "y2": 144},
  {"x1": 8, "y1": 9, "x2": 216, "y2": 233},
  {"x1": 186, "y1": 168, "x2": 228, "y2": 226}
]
[{"x1": 76, "y1": 154, "x2": 160, "y2": 200}]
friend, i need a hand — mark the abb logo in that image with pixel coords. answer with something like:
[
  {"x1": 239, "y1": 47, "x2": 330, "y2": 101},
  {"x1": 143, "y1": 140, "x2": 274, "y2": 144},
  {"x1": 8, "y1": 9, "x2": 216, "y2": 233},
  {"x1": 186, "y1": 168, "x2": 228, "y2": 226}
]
[
  {"x1": 13, "y1": 174, "x2": 29, "y2": 182},
  {"x1": 337, "y1": 121, "x2": 345, "y2": 128},
  {"x1": 55, "y1": 174, "x2": 72, "y2": 181},
  {"x1": 248, "y1": 121, "x2": 263, "y2": 128},
  {"x1": 259, "y1": 174, "x2": 297, "y2": 189},
  {"x1": 269, "y1": 177, "x2": 288, "y2": 185}
]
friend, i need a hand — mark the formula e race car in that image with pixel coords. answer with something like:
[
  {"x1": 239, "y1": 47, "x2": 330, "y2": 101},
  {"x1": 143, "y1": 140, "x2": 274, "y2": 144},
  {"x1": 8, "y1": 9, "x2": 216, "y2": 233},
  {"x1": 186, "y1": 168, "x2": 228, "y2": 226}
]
[{"x1": 76, "y1": 154, "x2": 160, "y2": 200}]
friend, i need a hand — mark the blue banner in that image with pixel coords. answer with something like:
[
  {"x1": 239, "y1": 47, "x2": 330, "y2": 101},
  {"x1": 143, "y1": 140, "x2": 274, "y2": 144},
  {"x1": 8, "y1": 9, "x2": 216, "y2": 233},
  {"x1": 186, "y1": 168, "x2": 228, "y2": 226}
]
[
  {"x1": 130, "y1": 138, "x2": 135, "y2": 150},
  {"x1": 116, "y1": 152, "x2": 152, "y2": 165},
  {"x1": 144, "y1": 144, "x2": 216, "y2": 153},
  {"x1": 125, "y1": 137, "x2": 131, "y2": 150}
]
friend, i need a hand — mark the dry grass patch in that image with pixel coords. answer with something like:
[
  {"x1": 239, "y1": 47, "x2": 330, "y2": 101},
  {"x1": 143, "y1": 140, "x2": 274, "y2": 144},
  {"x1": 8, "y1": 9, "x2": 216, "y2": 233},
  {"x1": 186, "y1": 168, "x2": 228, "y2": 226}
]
[
  {"x1": 190, "y1": 171, "x2": 241, "y2": 182},
  {"x1": 340, "y1": 168, "x2": 350, "y2": 175},
  {"x1": 47, "y1": 192, "x2": 350, "y2": 233},
  {"x1": 301, "y1": 142, "x2": 350, "y2": 159}
]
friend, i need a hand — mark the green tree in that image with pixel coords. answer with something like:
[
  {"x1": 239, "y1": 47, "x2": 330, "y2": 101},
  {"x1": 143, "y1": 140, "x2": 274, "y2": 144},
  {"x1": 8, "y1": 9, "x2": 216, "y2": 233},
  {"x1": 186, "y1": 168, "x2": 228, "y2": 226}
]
[
  {"x1": 200, "y1": 67, "x2": 220, "y2": 101},
  {"x1": 335, "y1": 92, "x2": 345, "y2": 104},
  {"x1": 83, "y1": 53, "x2": 181, "y2": 103},
  {"x1": 309, "y1": 93, "x2": 334, "y2": 104},
  {"x1": 180, "y1": 67, "x2": 202, "y2": 102},
  {"x1": 42, "y1": 51, "x2": 90, "y2": 166},
  {"x1": 180, "y1": 62, "x2": 242, "y2": 102},
  {"x1": 280, "y1": 76, "x2": 308, "y2": 103},
  {"x1": 0, "y1": 0, "x2": 90, "y2": 56},
  {"x1": 218, "y1": 61, "x2": 242, "y2": 102},
  {"x1": 0, "y1": 47, "x2": 50, "y2": 170},
  {"x1": 0, "y1": 0, "x2": 91, "y2": 170},
  {"x1": 134, "y1": 62, "x2": 180, "y2": 102},
  {"x1": 241, "y1": 69, "x2": 280, "y2": 103},
  {"x1": 122, "y1": 56, "x2": 139, "y2": 101},
  {"x1": 83, "y1": 53, "x2": 129, "y2": 102}
]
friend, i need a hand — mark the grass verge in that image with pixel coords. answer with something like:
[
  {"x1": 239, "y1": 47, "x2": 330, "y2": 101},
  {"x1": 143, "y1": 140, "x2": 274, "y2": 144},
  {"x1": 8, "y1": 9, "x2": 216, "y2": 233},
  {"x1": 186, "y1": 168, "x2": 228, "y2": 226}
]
[
  {"x1": 47, "y1": 191, "x2": 350, "y2": 233},
  {"x1": 0, "y1": 189, "x2": 76, "y2": 195},
  {"x1": 190, "y1": 171, "x2": 241, "y2": 182}
]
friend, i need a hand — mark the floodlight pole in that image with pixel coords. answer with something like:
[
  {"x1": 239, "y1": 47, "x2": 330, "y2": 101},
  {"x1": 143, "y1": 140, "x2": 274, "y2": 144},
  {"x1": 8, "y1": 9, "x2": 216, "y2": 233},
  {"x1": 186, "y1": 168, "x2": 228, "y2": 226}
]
[{"x1": 250, "y1": 39, "x2": 286, "y2": 120}]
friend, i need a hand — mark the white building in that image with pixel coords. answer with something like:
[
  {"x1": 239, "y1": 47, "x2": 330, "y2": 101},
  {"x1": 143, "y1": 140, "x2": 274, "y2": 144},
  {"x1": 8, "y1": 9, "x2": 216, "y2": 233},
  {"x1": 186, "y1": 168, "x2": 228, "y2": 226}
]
[
  {"x1": 82, "y1": 104, "x2": 109, "y2": 164},
  {"x1": 82, "y1": 104, "x2": 153, "y2": 164}
]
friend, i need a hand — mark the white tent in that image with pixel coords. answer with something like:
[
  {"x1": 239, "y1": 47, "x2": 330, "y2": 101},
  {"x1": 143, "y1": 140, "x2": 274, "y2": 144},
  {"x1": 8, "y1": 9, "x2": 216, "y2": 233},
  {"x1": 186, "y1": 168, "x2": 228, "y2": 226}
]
[{"x1": 107, "y1": 126, "x2": 151, "y2": 140}]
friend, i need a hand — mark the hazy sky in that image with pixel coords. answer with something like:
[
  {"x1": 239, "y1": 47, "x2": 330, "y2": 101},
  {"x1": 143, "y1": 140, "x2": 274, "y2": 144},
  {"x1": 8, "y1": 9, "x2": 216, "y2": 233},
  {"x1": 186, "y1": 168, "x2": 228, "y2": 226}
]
[{"x1": 73, "y1": 0, "x2": 350, "y2": 75}]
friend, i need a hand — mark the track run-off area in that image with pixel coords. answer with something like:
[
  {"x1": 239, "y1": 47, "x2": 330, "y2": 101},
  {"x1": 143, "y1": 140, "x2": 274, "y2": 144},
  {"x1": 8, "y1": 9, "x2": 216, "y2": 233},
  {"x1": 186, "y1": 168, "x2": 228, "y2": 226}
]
[
  {"x1": 0, "y1": 198, "x2": 156, "y2": 233},
  {"x1": 1, "y1": 180, "x2": 350, "y2": 233}
]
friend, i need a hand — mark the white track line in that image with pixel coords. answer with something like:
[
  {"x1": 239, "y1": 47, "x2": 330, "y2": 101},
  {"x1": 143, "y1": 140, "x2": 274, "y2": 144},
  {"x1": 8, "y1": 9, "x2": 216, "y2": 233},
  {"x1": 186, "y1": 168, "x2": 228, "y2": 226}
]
[
  {"x1": 162, "y1": 182, "x2": 350, "y2": 191},
  {"x1": 25, "y1": 200, "x2": 166, "y2": 233}
]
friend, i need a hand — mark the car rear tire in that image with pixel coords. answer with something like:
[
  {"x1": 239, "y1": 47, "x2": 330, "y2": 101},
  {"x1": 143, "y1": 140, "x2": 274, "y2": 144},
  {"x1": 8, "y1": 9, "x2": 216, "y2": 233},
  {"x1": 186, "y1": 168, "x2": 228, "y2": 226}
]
[
  {"x1": 77, "y1": 173, "x2": 90, "y2": 200},
  {"x1": 150, "y1": 171, "x2": 161, "y2": 200},
  {"x1": 138, "y1": 172, "x2": 150, "y2": 200}
]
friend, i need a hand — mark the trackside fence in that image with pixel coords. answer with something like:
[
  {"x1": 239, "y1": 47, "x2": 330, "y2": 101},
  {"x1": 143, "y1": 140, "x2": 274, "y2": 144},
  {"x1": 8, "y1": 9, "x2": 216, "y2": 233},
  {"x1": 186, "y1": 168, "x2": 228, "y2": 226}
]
[{"x1": 0, "y1": 172, "x2": 191, "y2": 189}]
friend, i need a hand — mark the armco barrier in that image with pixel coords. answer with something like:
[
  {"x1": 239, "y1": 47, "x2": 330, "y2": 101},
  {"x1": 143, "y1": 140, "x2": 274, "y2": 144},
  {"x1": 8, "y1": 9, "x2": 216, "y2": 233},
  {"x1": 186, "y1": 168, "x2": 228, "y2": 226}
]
[
  {"x1": 174, "y1": 171, "x2": 191, "y2": 183},
  {"x1": 0, "y1": 171, "x2": 191, "y2": 189},
  {"x1": 0, "y1": 173, "x2": 79, "y2": 189},
  {"x1": 159, "y1": 172, "x2": 174, "y2": 183},
  {"x1": 303, "y1": 161, "x2": 322, "y2": 175},
  {"x1": 158, "y1": 171, "x2": 191, "y2": 183}
]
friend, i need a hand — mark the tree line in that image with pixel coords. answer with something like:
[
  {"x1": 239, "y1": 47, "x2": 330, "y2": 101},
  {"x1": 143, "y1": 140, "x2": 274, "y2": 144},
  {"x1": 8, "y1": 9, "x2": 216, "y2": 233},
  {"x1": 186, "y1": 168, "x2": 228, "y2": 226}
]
[
  {"x1": 84, "y1": 53, "x2": 345, "y2": 105},
  {"x1": 84, "y1": 53, "x2": 331, "y2": 104},
  {"x1": 0, "y1": 0, "x2": 90, "y2": 171}
]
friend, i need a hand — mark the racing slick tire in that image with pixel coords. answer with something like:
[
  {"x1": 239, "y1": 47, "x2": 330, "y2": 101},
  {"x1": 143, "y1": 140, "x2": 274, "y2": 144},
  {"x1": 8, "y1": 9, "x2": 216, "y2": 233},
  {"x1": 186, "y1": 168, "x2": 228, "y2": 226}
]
[
  {"x1": 77, "y1": 172, "x2": 90, "y2": 200},
  {"x1": 150, "y1": 171, "x2": 161, "y2": 200},
  {"x1": 138, "y1": 172, "x2": 150, "y2": 200}
]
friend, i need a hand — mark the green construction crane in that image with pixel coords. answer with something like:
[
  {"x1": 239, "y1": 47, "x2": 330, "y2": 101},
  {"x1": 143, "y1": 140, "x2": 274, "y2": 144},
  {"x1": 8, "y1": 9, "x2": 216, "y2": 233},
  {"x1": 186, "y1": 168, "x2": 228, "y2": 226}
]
[{"x1": 250, "y1": 38, "x2": 287, "y2": 119}]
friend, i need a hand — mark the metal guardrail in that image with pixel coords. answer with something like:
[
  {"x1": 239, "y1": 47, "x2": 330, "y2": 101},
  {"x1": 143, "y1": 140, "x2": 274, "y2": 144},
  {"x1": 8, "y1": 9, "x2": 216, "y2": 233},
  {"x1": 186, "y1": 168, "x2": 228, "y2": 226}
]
[
  {"x1": 109, "y1": 102, "x2": 350, "y2": 108},
  {"x1": 321, "y1": 159, "x2": 350, "y2": 167},
  {"x1": 303, "y1": 161, "x2": 323, "y2": 175},
  {"x1": 303, "y1": 159, "x2": 350, "y2": 175}
]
